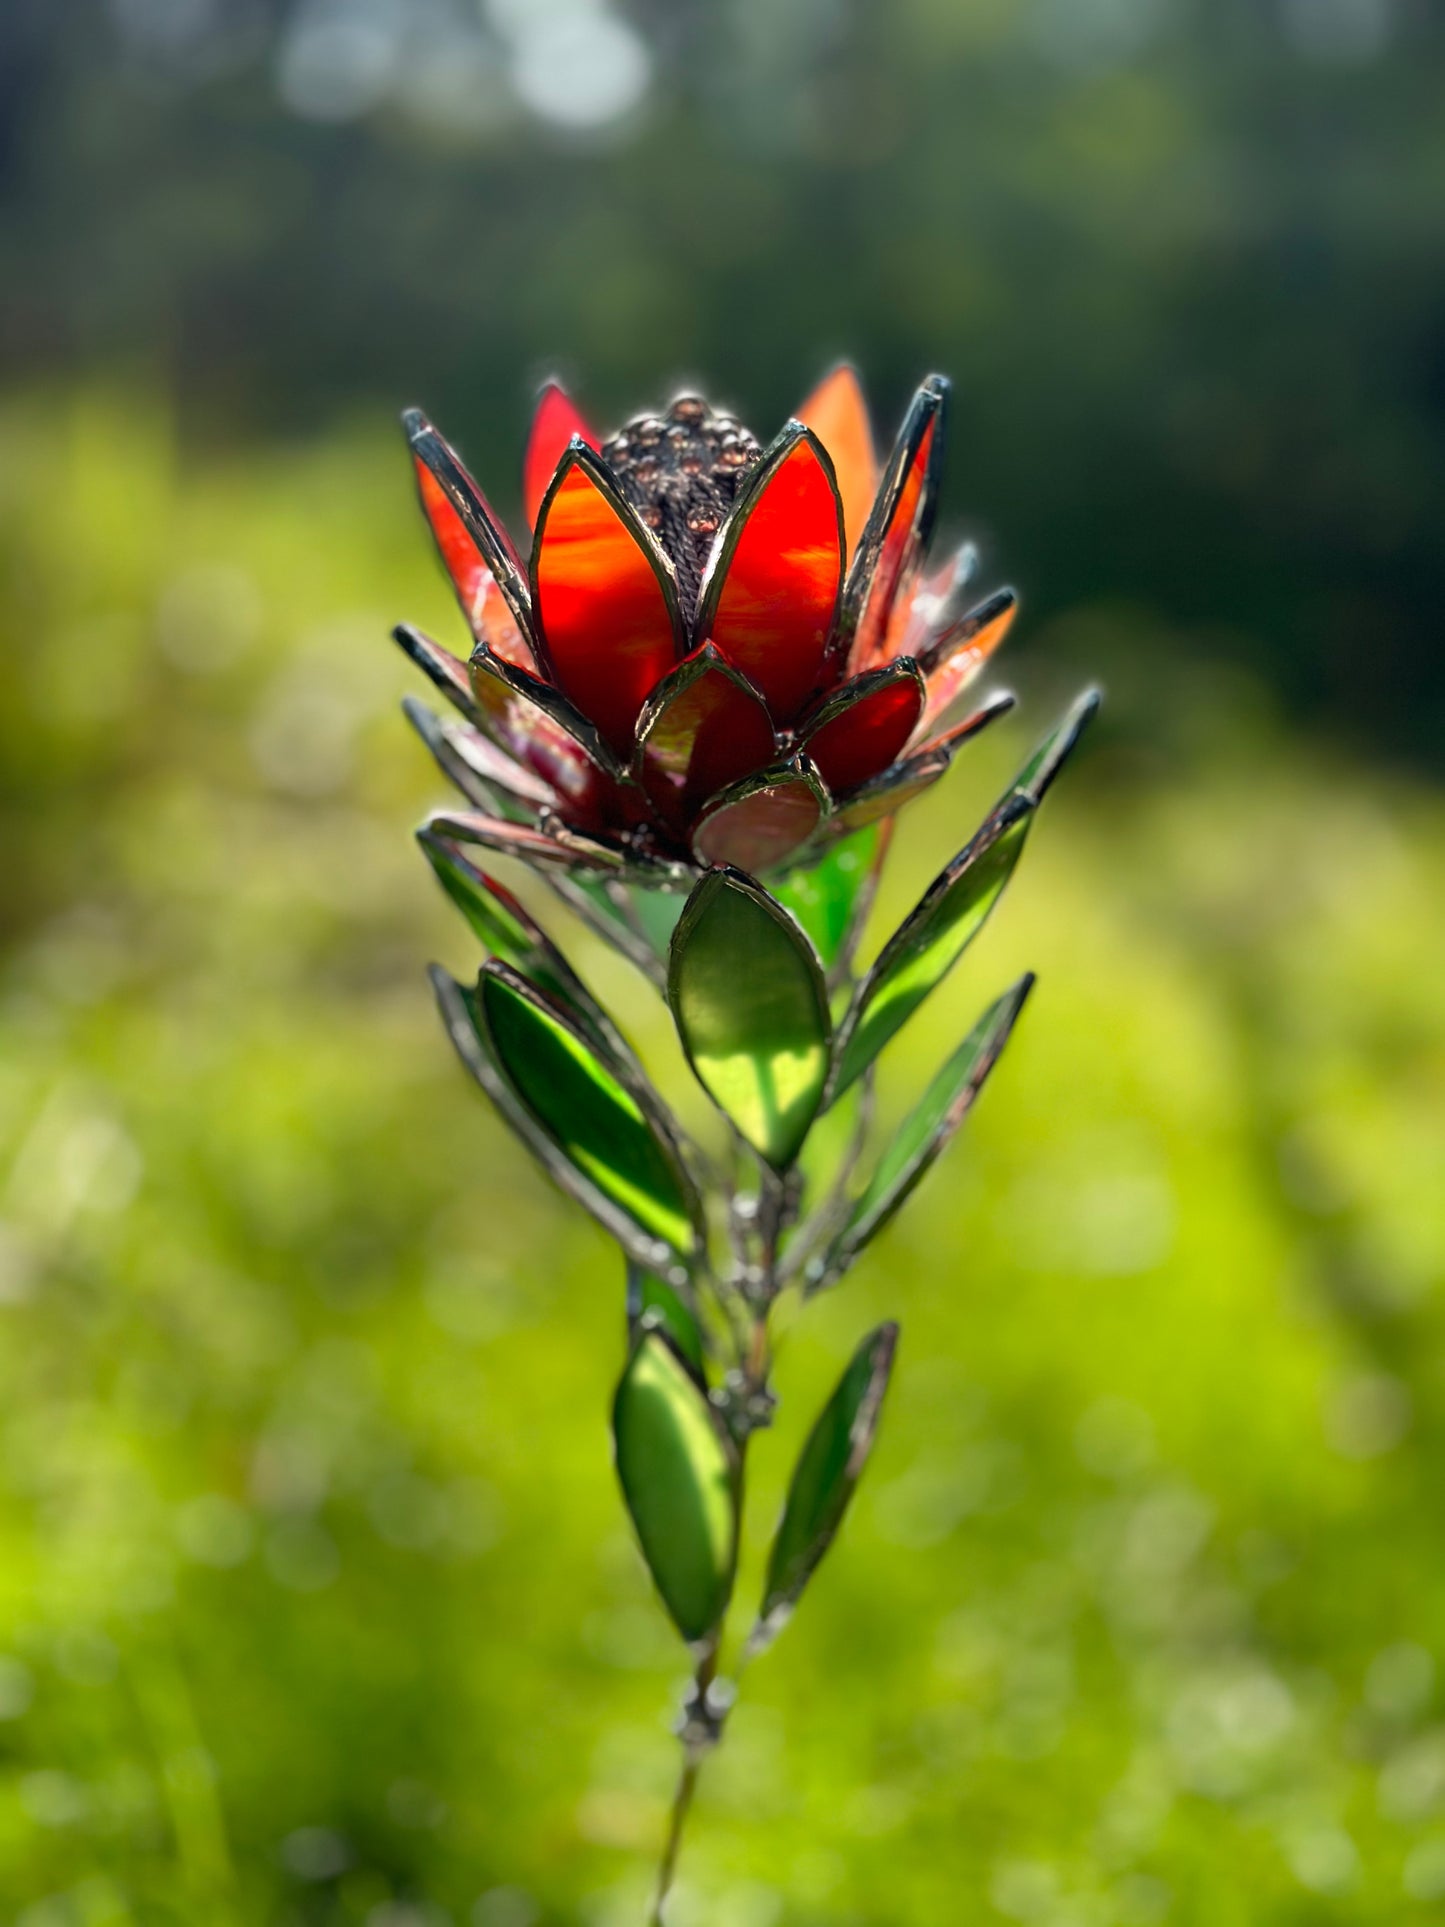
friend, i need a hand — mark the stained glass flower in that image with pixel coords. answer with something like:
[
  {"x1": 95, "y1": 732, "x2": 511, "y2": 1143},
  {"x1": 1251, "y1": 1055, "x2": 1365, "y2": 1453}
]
[{"x1": 396, "y1": 366, "x2": 1020, "y2": 881}]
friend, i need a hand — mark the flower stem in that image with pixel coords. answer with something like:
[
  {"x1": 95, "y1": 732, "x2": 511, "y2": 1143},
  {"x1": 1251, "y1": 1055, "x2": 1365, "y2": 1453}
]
[{"x1": 650, "y1": 1642, "x2": 720, "y2": 1925}]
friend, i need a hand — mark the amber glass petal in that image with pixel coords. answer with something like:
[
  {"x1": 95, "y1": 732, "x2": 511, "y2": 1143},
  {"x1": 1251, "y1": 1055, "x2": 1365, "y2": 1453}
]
[
  {"x1": 405, "y1": 410, "x2": 534, "y2": 654},
  {"x1": 917, "y1": 587, "x2": 1019, "y2": 731},
  {"x1": 691, "y1": 760, "x2": 828, "y2": 872},
  {"x1": 843, "y1": 376, "x2": 949, "y2": 673},
  {"x1": 752, "y1": 1322, "x2": 897, "y2": 1651},
  {"x1": 635, "y1": 645, "x2": 777, "y2": 827},
  {"x1": 403, "y1": 698, "x2": 557, "y2": 820},
  {"x1": 799, "y1": 660, "x2": 925, "y2": 796},
  {"x1": 831, "y1": 793, "x2": 1035, "y2": 1098},
  {"x1": 523, "y1": 381, "x2": 598, "y2": 528},
  {"x1": 839, "y1": 976, "x2": 1035, "y2": 1254},
  {"x1": 795, "y1": 363, "x2": 878, "y2": 560},
  {"x1": 668, "y1": 868, "x2": 832, "y2": 1169},
  {"x1": 532, "y1": 446, "x2": 685, "y2": 760},
  {"x1": 613, "y1": 1331, "x2": 737, "y2": 1644},
  {"x1": 696, "y1": 425, "x2": 843, "y2": 725}
]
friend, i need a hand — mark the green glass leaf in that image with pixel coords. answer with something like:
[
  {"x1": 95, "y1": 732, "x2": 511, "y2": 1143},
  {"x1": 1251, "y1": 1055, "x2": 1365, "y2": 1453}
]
[
  {"x1": 668, "y1": 868, "x2": 832, "y2": 1169},
  {"x1": 628, "y1": 885, "x2": 686, "y2": 959},
  {"x1": 626, "y1": 1260, "x2": 707, "y2": 1382},
  {"x1": 832, "y1": 794, "x2": 1034, "y2": 1098},
  {"x1": 1011, "y1": 685, "x2": 1101, "y2": 805},
  {"x1": 613, "y1": 1331, "x2": 738, "y2": 1644},
  {"x1": 431, "y1": 963, "x2": 700, "y2": 1269},
  {"x1": 840, "y1": 974, "x2": 1034, "y2": 1256},
  {"x1": 419, "y1": 832, "x2": 635, "y2": 1064},
  {"x1": 753, "y1": 1322, "x2": 898, "y2": 1650},
  {"x1": 772, "y1": 824, "x2": 884, "y2": 971}
]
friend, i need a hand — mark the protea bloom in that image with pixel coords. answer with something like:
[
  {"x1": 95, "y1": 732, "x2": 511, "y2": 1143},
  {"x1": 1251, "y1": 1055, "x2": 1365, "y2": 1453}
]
[{"x1": 396, "y1": 366, "x2": 1018, "y2": 881}]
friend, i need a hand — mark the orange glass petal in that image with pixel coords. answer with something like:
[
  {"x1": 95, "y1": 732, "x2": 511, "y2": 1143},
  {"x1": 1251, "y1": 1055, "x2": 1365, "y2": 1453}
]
[
  {"x1": 796, "y1": 364, "x2": 878, "y2": 559},
  {"x1": 534, "y1": 456, "x2": 683, "y2": 760},
  {"x1": 638, "y1": 650, "x2": 777, "y2": 828},
  {"x1": 523, "y1": 383, "x2": 598, "y2": 528},
  {"x1": 699, "y1": 433, "x2": 842, "y2": 726},
  {"x1": 801, "y1": 664, "x2": 925, "y2": 796},
  {"x1": 848, "y1": 414, "x2": 937, "y2": 673},
  {"x1": 918, "y1": 594, "x2": 1017, "y2": 732}
]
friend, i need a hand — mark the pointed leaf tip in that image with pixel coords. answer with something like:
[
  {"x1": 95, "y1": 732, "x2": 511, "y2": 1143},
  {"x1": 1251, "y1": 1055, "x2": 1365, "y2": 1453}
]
[
  {"x1": 669, "y1": 868, "x2": 832, "y2": 1169},
  {"x1": 613, "y1": 1331, "x2": 737, "y2": 1644},
  {"x1": 754, "y1": 1322, "x2": 899, "y2": 1649}
]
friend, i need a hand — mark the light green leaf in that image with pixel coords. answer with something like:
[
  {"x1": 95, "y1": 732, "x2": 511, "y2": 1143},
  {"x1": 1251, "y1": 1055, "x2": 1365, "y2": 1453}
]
[
  {"x1": 668, "y1": 867, "x2": 832, "y2": 1169},
  {"x1": 613, "y1": 1331, "x2": 738, "y2": 1644},
  {"x1": 771, "y1": 824, "x2": 884, "y2": 971},
  {"x1": 840, "y1": 974, "x2": 1034, "y2": 1256},
  {"x1": 753, "y1": 1322, "x2": 898, "y2": 1650}
]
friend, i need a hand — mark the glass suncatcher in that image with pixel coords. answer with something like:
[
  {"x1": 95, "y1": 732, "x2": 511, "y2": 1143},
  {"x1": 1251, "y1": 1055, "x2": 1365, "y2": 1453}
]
[{"x1": 391, "y1": 365, "x2": 1096, "y2": 1920}]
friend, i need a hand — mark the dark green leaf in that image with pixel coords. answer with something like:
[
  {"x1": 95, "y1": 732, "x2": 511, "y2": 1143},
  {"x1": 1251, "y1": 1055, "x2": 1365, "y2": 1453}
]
[
  {"x1": 668, "y1": 868, "x2": 832, "y2": 1169},
  {"x1": 419, "y1": 832, "x2": 636, "y2": 1069},
  {"x1": 1010, "y1": 686, "x2": 1101, "y2": 805},
  {"x1": 626, "y1": 1261, "x2": 707, "y2": 1382},
  {"x1": 753, "y1": 1322, "x2": 898, "y2": 1650},
  {"x1": 832, "y1": 795, "x2": 1034, "y2": 1097},
  {"x1": 839, "y1": 975, "x2": 1034, "y2": 1256},
  {"x1": 613, "y1": 1331, "x2": 738, "y2": 1644},
  {"x1": 431, "y1": 963, "x2": 701, "y2": 1269},
  {"x1": 771, "y1": 824, "x2": 884, "y2": 971}
]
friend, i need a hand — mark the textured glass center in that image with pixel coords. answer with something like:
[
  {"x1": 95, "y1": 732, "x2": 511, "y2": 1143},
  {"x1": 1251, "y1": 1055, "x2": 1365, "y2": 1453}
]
[{"x1": 602, "y1": 395, "x2": 762, "y2": 620}]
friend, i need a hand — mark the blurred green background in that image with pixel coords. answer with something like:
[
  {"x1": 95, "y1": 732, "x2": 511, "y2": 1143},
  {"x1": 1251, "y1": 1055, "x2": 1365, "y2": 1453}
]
[{"x1": 3, "y1": 1, "x2": 1445, "y2": 1922}]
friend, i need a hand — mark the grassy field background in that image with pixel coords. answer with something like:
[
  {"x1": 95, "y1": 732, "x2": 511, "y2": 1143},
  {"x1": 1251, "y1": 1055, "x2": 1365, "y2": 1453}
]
[{"x1": 2, "y1": 388, "x2": 1444, "y2": 1924}]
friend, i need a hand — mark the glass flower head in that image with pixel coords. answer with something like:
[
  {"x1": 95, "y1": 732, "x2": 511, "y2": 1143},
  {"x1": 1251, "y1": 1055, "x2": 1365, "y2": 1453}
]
[{"x1": 396, "y1": 367, "x2": 1020, "y2": 882}]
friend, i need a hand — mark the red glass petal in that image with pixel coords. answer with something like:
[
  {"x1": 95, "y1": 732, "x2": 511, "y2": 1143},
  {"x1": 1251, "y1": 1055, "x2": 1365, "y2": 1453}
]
[
  {"x1": 697, "y1": 427, "x2": 843, "y2": 726},
  {"x1": 523, "y1": 382, "x2": 598, "y2": 529},
  {"x1": 406, "y1": 410, "x2": 534, "y2": 662},
  {"x1": 533, "y1": 448, "x2": 684, "y2": 761},
  {"x1": 635, "y1": 646, "x2": 778, "y2": 830},
  {"x1": 917, "y1": 590, "x2": 1018, "y2": 732},
  {"x1": 844, "y1": 377, "x2": 948, "y2": 674},
  {"x1": 692, "y1": 764, "x2": 826, "y2": 872},
  {"x1": 795, "y1": 364, "x2": 878, "y2": 561},
  {"x1": 799, "y1": 660, "x2": 925, "y2": 796}
]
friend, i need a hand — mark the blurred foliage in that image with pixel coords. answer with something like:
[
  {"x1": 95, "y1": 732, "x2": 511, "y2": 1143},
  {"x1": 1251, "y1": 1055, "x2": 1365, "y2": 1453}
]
[
  {"x1": 5, "y1": 1, "x2": 1445, "y2": 1920},
  {"x1": 3, "y1": 0, "x2": 1445, "y2": 757},
  {"x1": 2, "y1": 391, "x2": 1445, "y2": 1923}
]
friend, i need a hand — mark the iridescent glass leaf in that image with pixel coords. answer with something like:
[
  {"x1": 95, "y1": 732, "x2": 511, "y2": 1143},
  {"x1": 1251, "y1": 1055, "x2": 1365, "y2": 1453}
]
[
  {"x1": 752, "y1": 1322, "x2": 898, "y2": 1649},
  {"x1": 668, "y1": 868, "x2": 832, "y2": 1169},
  {"x1": 691, "y1": 761, "x2": 828, "y2": 873},
  {"x1": 613, "y1": 1331, "x2": 738, "y2": 1644},
  {"x1": 838, "y1": 976, "x2": 1034, "y2": 1254}
]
